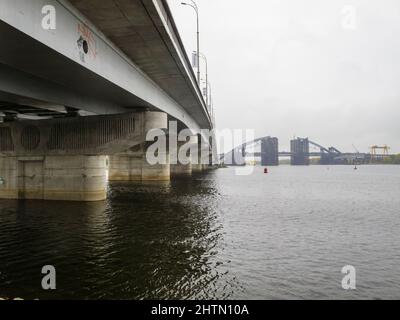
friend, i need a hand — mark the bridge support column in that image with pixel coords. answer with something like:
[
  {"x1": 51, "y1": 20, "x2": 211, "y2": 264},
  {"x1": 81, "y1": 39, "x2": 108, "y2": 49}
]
[
  {"x1": 191, "y1": 134, "x2": 212, "y2": 173},
  {"x1": 170, "y1": 136, "x2": 198, "y2": 178},
  {"x1": 290, "y1": 138, "x2": 310, "y2": 166},
  {"x1": 261, "y1": 137, "x2": 279, "y2": 166},
  {"x1": 108, "y1": 111, "x2": 170, "y2": 182},
  {"x1": 0, "y1": 155, "x2": 107, "y2": 201},
  {"x1": 192, "y1": 137, "x2": 204, "y2": 173},
  {"x1": 108, "y1": 147, "x2": 170, "y2": 181},
  {"x1": 204, "y1": 142, "x2": 217, "y2": 170}
]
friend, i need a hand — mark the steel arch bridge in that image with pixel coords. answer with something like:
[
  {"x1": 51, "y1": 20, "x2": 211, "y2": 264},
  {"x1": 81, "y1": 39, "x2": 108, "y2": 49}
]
[{"x1": 221, "y1": 136, "x2": 370, "y2": 166}]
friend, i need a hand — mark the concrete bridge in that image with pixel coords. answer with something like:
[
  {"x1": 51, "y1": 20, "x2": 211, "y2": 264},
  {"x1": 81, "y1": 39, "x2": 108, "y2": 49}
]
[{"x1": 0, "y1": 0, "x2": 216, "y2": 201}]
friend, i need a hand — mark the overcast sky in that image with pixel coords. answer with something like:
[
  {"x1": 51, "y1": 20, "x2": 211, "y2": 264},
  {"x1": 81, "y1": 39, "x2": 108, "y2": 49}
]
[{"x1": 168, "y1": 0, "x2": 400, "y2": 153}]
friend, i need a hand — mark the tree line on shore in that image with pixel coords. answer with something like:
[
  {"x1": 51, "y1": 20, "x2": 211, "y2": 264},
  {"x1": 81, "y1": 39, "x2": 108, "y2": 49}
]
[{"x1": 383, "y1": 154, "x2": 400, "y2": 164}]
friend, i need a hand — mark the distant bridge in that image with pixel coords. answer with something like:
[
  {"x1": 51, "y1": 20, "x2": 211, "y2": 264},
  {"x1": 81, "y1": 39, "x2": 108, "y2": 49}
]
[{"x1": 222, "y1": 136, "x2": 375, "y2": 166}]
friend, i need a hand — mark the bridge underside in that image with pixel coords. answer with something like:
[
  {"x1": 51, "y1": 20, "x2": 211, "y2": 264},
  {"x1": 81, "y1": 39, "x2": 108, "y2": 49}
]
[
  {"x1": 0, "y1": 0, "x2": 211, "y2": 130},
  {"x1": 0, "y1": 19, "x2": 141, "y2": 120}
]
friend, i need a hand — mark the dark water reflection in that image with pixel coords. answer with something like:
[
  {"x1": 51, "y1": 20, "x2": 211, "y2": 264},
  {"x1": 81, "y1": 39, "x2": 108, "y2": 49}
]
[{"x1": 0, "y1": 172, "x2": 240, "y2": 300}]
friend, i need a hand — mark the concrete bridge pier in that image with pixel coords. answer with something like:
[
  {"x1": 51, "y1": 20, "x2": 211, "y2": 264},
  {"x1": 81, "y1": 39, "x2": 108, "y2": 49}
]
[
  {"x1": 193, "y1": 140, "x2": 216, "y2": 172},
  {"x1": 0, "y1": 113, "x2": 141, "y2": 201},
  {"x1": 108, "y1": 145, "x2": 170, "y2": 182},
  {"x1": 108, "y1": 112, "x2": 170, "y2": 182},
  {"x1": 191, "y1": 135, "x2": 204, "y2": 173},
  {"x1": 170, "y1": 159, "x2": 192, "y2": 177},
  {"x1": 0, "y1": 155, "x2": 108, "y2": 201},
  {"x1": 170, "y1": 135, "x2": 198, "y2": 177}
]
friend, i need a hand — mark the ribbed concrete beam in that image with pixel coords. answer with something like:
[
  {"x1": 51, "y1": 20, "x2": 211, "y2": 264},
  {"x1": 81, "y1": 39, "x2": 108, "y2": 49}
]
[
  {"x1": 109, "y1": 112, "x2": 170, "y2": 181},
  {"x1": 0, "y1": 113, "x2": 146, "y2": 157}
]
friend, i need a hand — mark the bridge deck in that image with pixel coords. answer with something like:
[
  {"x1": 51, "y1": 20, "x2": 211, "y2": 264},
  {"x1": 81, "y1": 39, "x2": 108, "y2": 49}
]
[
  {"x1": 0, "y1": 0, "x2": 212, "y2": 131},
  {"x1": 68, "y1": 0, "x2": 211, "y2": 129}
]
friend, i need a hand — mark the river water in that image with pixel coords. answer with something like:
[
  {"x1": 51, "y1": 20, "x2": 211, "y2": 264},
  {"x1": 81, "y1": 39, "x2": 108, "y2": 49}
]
[{"x1": 0, "y1": 165, "x2": 399, "y2": 300}]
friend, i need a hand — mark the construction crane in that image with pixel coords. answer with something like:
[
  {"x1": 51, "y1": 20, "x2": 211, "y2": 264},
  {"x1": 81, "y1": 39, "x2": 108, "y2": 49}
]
[{"x1": 370, "y1": 145, "x2": 390, "y2": 162}]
